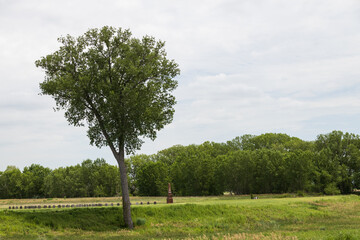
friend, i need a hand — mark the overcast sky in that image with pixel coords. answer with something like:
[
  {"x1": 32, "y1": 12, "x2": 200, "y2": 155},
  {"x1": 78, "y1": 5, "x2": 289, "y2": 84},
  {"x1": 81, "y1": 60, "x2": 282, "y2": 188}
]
[{"x1": 1, "y1": 0, "x2": 360, "y2": 170}]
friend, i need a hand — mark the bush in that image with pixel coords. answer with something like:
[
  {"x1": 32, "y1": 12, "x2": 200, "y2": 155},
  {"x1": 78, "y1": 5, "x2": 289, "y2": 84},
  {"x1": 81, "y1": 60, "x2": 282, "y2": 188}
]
[
  {"x1": 136, "y1": 218, "x2": 146, "y2": 226},
  {"x1": 333, "y1": 232, "x2": 356, "y2": 240},
  {"x1": 296, "y1": 190, "x2": 306, "y2": 197},
  {"x1": 324, "y1": 183, "x2": 340, "y2": 195}
]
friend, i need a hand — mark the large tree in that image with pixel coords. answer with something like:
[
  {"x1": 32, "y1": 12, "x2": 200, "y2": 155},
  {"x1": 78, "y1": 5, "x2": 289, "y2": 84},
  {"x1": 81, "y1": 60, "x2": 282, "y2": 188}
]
[{"x1": 35, "y1": 26, "x2": 180, "y2": 228}]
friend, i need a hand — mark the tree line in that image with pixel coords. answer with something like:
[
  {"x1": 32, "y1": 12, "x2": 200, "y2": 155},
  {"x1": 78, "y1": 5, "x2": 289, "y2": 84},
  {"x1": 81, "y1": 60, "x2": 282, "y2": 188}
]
[
  {"x1": 1, "y1": 131, "x2": 360, "y2": 199},
  {"x1": 0, "y1": 159, "x2": 120, "y2": 199},
  {"x1": 129, "y1": 130, "x2": 360, "y2": 196}
]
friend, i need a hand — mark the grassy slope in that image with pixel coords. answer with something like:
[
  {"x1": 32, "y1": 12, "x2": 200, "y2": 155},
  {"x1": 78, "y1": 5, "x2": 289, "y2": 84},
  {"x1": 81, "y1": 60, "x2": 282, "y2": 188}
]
[{"x1": 0, "y1": 195, "x2": 359, "y2": 239}]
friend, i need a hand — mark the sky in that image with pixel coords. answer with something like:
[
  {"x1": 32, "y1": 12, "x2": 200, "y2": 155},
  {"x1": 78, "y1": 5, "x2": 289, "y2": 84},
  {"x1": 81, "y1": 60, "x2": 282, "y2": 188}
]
[{"x1": 1, "y1": 0, "x2": 360, "y2": 171}]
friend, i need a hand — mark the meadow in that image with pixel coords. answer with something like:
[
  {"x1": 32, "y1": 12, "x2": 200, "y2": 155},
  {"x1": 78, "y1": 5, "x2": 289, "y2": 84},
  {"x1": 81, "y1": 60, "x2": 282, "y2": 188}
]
[{"x1": 0, "y1": 194, "x2": 359, "y2": 239}]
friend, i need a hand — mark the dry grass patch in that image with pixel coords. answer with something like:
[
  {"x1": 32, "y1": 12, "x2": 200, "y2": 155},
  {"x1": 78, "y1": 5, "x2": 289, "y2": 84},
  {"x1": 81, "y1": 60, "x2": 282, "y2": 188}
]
[{"x1": 180, "y1": 233, "x2": 298, "y2": 240}]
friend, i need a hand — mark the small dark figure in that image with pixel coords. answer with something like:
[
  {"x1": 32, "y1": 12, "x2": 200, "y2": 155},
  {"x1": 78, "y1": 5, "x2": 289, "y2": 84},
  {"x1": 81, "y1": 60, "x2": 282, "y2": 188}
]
[{"x1": 154, "y1": 201, "x2": 157, "y2": 205}]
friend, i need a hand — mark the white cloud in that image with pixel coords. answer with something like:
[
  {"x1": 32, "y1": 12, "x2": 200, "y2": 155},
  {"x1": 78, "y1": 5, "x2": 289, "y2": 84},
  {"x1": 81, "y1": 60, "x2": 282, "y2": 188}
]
[{"x1": 1, "y1": 0, "x2": 360, "y2": 170}]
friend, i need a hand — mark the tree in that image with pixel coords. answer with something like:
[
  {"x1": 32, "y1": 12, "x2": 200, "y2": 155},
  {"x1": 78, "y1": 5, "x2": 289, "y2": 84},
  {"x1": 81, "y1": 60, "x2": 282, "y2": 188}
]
[
  {"x1": 22, "y1": 164, "x2": 51, "y2": 198},
  {"x1": 43, "y1": 167, "x2": 67, "y2": 198},
  {"x1": 136, "y1": 161, "x2": 169, "y2": 196},
  {"x1": 127, "y1": 154, "x2": 153, "y2": 195},
  {"x1": 35, "y1": 26, "x2": 180, "y2": 228},
  {"x1": 0, "y1": 166, "x2": 23, "y2": 198},
  {"x1": 314, "y1": 131, "x2": 360, "y2": 193},
  {"x1": 284, "y1": 150, "x2": 314, "y2": 192}
]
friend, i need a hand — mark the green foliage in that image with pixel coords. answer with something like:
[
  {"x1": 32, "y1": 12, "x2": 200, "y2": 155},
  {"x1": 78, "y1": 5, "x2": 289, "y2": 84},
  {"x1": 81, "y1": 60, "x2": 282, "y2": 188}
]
[
  {"x1": 22, "y1": 164, "x2": 51, "y2": 198},
  {"x1": 0, "y1": 159, "x2": 120, "y2": 199},
  {"x1": 167, "y1": 143, "x2": 224, "y2": 196},
  {"x1": 314, "y1": 131, "x2": 360, "y2": 194},
  {"x1": 332, "y1": 232, "x2": 357, "y2": 240},
  {"x1": 324, "y1": 183, "x2": 341, "y2": 195},
  {"x1": 135, "y1": 218, "x2": 146, "y2": 226},
  {"x1": 128, "y1": 131, "x2": 360, "y2": 196},
  {"x1": 136, "y1": 161, "x2": 168, "y2": 196},
  {"x1": 35, "y1": 26, "x2": 180, "y2": 155},
  {"x1": 0, "y1": 166, "x2": 23, "y2": 198}
]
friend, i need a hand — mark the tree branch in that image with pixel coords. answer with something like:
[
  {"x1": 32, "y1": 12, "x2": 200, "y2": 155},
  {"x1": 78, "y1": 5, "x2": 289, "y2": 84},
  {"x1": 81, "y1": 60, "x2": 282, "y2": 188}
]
[
  {"x1": 84, "y1": 93, "x2": 118, "y2": 156},
  {"x1": 131, "y1": 77, "x2": 152, "y2": 90}
]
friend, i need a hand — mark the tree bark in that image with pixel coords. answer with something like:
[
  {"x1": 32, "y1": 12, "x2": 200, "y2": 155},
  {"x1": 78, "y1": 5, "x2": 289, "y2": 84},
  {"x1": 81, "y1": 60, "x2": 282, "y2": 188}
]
[{"x1": 115, "y1": 147, "x2": 134, "y2": 229}]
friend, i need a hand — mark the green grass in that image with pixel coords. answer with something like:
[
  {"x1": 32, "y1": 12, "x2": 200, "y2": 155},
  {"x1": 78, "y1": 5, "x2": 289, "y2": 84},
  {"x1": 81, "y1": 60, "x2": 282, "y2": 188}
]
[{"x1": 0, "y1": 195, "x2": 360, "y2": 239}]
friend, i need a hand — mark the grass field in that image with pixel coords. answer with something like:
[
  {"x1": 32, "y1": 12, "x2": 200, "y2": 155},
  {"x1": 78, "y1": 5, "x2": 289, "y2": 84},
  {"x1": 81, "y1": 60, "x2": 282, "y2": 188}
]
[{"x1": 0, "y1": 194, "x2": 359, "y2": 239}]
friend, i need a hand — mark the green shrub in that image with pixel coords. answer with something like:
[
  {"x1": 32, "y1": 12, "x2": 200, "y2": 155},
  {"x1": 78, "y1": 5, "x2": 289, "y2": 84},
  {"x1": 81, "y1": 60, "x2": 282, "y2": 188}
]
[
  {"x1": 136, "y1": 218, "x2": 146, "y2": 226},
  {"x1": 333, "y1": 232, "x2": 355, "y2": 240},
  {"x1": 296, "y1": 190, "x2": 305, "y2": 197},
  {"x1": 324, "y1": 183, "x2": 340, "y2": 195}
]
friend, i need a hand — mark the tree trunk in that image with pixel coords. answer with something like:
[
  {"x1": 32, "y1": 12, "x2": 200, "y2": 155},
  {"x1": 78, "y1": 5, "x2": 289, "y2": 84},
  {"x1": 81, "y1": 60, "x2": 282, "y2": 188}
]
[{"x1": 115, "y1": 147, "x2": 134, "y2": 229}]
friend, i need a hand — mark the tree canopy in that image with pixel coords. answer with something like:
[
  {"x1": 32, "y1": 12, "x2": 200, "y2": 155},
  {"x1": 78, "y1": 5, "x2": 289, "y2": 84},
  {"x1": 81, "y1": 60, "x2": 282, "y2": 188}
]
[{"x1": 36, "y1": 26, "x2": 179, "y2": 154}]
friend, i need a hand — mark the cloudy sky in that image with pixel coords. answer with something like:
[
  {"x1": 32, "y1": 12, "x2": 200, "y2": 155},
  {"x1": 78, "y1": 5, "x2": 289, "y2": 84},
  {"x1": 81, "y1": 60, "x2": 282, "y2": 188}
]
[{"x1": 1, "y1": 0, "x2": 360, "y2": 170}]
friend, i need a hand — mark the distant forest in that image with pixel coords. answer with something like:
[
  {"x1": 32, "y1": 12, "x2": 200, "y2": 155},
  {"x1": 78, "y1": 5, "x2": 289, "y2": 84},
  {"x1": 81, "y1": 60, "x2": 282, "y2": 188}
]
[{"x1": 1, "y1": 130, "x2": 360, "y2": 199}]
